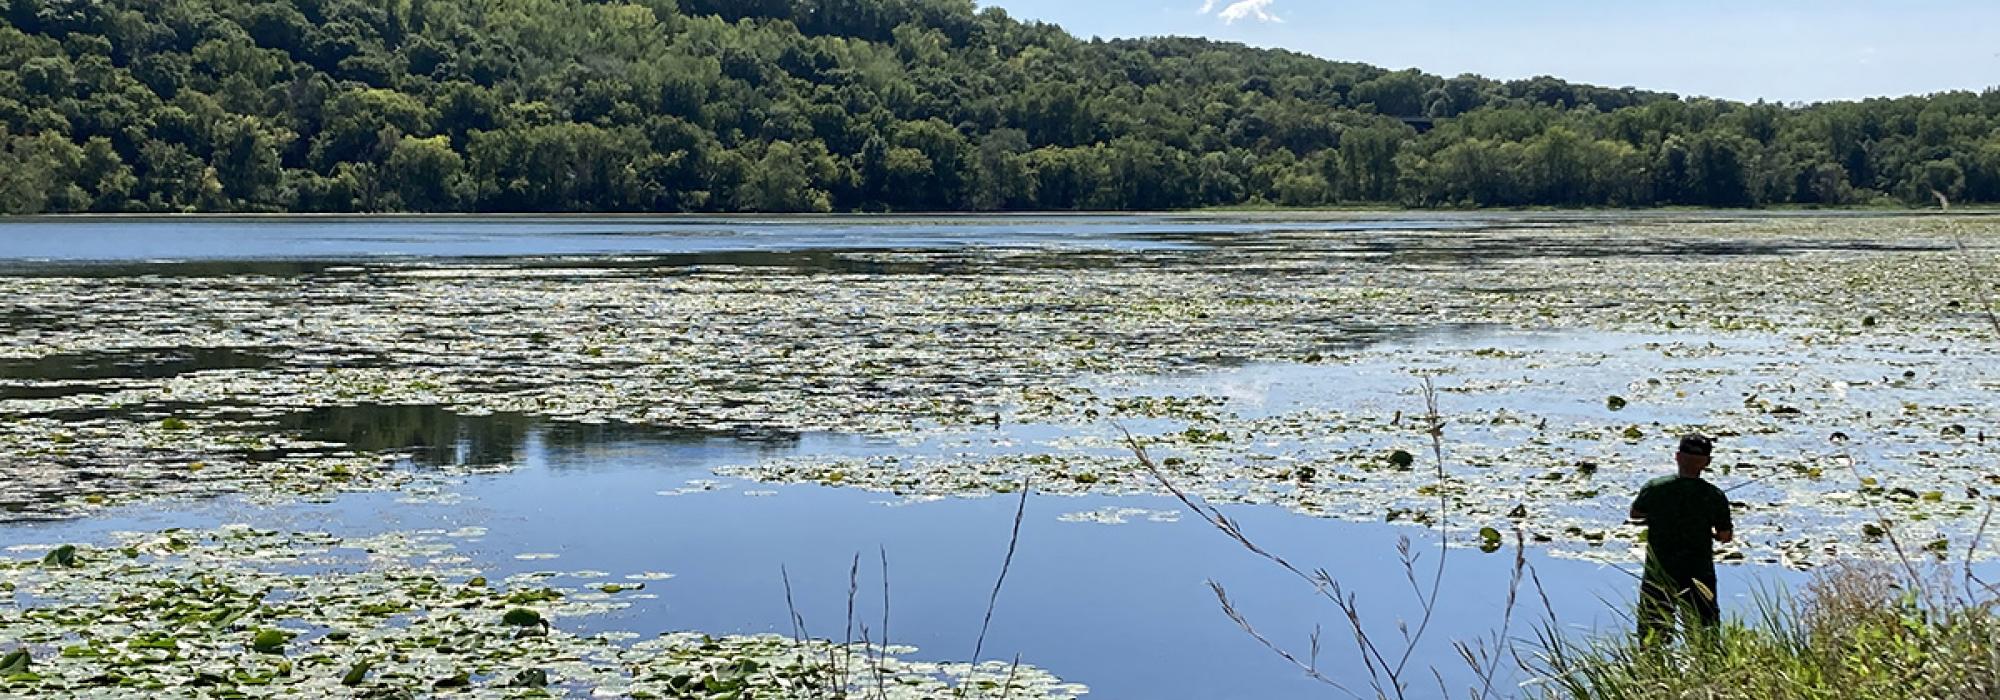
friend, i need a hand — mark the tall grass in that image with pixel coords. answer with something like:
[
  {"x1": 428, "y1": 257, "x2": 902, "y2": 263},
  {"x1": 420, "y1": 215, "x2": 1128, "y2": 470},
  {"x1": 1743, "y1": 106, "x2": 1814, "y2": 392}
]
[{"x1": 1528, "y1": 561, "x2": 2000, "y2": 699}]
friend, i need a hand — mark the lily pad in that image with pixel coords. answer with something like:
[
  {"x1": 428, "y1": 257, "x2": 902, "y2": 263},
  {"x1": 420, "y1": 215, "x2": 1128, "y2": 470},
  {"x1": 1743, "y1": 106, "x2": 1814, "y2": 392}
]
[
  {"x1": 250, "y1": 629, "x2": 290, "y2": 654},
  {"x1": 340, "y1": 660, "x2": 372, "y2": 686},
  {"x1": 0, "y1": 649, "x2": 28, "y2": 676},
  {"x1": 1388, "y1": 450, "x2": 1416, "y2": 469},
  {"x1": 502, "y1": 608, "x2": 545, "y2": 627},
  {"x1": 39, "y1": 545, "x2": 77, "y2": 568}
]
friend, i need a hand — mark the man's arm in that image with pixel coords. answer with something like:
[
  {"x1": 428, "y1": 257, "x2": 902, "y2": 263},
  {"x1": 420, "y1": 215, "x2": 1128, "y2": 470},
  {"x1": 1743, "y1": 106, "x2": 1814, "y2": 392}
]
[{"x1": 1712, "y1": 487, "x2": 1735, "y2": 543}]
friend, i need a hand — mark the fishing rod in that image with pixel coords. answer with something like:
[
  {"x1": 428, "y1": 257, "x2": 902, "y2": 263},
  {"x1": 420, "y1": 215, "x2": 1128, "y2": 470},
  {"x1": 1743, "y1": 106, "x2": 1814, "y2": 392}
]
[
  {"x1": 1725, "y1": 432, "x2": 1866, "y2": 494},
  {"x1": 1723, "y1": 472, "x2": 1774, "y2": 494}
]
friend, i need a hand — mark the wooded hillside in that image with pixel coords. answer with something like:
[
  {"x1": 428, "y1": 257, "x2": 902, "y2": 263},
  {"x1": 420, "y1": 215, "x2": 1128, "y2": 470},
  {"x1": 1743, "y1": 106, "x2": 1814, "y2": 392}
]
[{"x1": 2, "y1": 0, "x2": 1996, "y2": 213}]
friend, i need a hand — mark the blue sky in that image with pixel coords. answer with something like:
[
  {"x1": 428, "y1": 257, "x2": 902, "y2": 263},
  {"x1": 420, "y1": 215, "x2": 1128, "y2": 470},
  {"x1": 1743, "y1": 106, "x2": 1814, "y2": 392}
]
[{"x1": 981, "y1": 0, "x2": 2000, "y2": 103}]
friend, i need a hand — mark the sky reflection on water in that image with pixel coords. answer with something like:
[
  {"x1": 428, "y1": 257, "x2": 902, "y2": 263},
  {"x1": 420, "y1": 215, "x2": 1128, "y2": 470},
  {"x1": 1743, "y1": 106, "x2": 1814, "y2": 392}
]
[{"x1": 0, "y1": 409, "x2": 1808, "y2": 698}]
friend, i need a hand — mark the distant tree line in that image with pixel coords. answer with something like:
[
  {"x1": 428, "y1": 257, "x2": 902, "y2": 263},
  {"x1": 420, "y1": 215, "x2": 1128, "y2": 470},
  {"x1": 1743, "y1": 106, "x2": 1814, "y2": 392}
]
[{"x1": 2, "y1": 0, "x2": 1997, "y2": 214}]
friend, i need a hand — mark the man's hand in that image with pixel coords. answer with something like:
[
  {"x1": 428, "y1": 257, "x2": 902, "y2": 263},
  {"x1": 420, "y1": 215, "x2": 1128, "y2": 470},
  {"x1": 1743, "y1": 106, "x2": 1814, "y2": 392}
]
[
  {"x1": 1714, "y1": 528, "x2": 1734, "y2": 544},
  {"x1": 1628, "y1": 507, "x2": 1646, "y2": 524}
]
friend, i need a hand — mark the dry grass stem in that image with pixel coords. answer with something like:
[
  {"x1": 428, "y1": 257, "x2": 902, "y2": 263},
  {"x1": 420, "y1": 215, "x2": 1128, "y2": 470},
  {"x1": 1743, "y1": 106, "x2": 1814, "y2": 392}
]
[
  {"x1": 1933, "y1": 192, "x2": 2000, "y2": 336},
  {"x1": 1121, "y1": 377, "x2": 1470, "y2": 700},
  {"x1": 997, "y1": 654, "x2": 1024, "y2": 700},
  {"x1": 843, "y1": 552, "x2": 860, "y2": 691},
  {"x1": 1837, "y1": 444, "x2": 1928, "y2": 602},
  {"x1": 1211, "y1": 581, "x2": 1362, "y2": 697},
  {"x1": 963, "y1": 475, "x2": 1033, "y2": 698},
  {"x1": 876, "y1": 546, "x2": 892, "y2": 699}
]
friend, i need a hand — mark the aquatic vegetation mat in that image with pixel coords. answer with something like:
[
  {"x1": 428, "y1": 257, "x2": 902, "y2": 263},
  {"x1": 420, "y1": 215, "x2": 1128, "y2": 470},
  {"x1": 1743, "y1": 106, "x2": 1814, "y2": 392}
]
[
  {"x1": 0, "y1": 526, "x2": 1085, "y2": 697},
  {"x1": 1, "y1": 214, "x2": 1997, "y2": 571}
]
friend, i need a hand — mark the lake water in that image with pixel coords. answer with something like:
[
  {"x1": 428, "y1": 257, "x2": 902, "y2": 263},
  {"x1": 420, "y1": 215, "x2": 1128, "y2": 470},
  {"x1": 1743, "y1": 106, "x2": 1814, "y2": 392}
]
[
  {"x1": 0, "y1": 423, "x2": 1786, "y2": 698},
  {"x1": 0, "y1": 213, "x2": 1989, "y2": 698}
]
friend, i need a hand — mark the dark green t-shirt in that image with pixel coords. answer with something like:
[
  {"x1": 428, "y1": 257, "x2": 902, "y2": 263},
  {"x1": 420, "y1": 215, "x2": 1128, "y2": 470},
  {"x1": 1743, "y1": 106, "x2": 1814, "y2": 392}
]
[{"x1": 1632, "y1": 475, "x2": 1732, "y2": 576}]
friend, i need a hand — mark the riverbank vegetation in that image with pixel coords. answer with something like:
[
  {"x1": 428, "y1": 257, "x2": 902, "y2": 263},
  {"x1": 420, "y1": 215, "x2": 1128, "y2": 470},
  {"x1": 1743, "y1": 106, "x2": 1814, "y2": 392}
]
[
  {"x1": 1532, "y1": 563, "x2": 2000, "y2": 699},
  {"x1": 3, "y1": 0, "x2": 2000, "y2": 214}
]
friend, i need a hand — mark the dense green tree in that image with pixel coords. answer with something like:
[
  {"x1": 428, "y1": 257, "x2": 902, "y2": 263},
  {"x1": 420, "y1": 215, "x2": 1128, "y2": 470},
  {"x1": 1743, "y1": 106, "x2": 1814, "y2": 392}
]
[
  {"x1": 1193, "y1": 151, "x2": 1248, "y2": 206},
  {"x1": 0, "y1": 127, "x2": 85, "y2": 213},
  {"x1": 1274, "y1": 167, "x2": 1332, "y2": 207},
  {"x1": 970, "y1": 128, "x2": 1032, "y2": 211},
  {"x1": 468, "y1": 123, "x2": 656, "y2": 211},
  {"x1": 1337, "y1": 123, "x2": 1409, "y2": 202},
  {"x1": 734, "y1": 140, "x2": 834, "y2": 212},
  {"x1": 1025, "y1": 146, "x2": 1097, "y2": 210},
  {"x1": 75, "y1": 137, "x2": 136, "y2": 211},
  {"x1": 1352, "y1": 69, "x2": 1434, "y2": 117},
  {"x1": 139, "y1": 144, "x2": 221, "y2": 211},
  {"x1": 309, "y1": 88, "x2": 430, "y2": 170},
  {"x1": 1909, "y1": 158, "x2": 1966, "y2": 203},
  {"x1": 1967, "y1": 140, "x2": 2000, "y2": 202},
  {"x1": 1682, "y1": 132, "x2": 1755, "y2": 206},
  {"x1": 381, "y1": 135, "x2": 466, "y2": 211},
  {"x1": 887, "y1": 119, "x2": 969, "y2": 209},
  {"x1": 210, "y1": 116, "x2": 286, "y2": 206}
]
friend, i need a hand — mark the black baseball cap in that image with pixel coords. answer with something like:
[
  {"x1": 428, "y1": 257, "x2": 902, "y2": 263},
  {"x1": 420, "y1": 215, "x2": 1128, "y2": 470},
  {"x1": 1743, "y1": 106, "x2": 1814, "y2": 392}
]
[{"x1": 1678, "y1": 433, "x2": 1714, "y2": 456}]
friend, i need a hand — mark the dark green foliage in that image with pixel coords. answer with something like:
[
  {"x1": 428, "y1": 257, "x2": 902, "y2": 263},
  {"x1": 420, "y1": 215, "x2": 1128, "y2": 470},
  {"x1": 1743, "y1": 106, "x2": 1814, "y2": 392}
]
[
  {"x1": 510, "y1": 668, "x2": 549, "y2": 687},
  {"x1": 249, "y1": 628, "x2": 289, "y2": 654},
  {"x1": 0, "y1": 0, "x2": 1997, "y2": 213},
  {"x1": 0, "y1": 648, "x2": 27, "y2": 676},
  {"x1": 1388, "y1": 449, "x2": 1416, "y2": 470},
  {"x1": 339, "y1": 660, "x2": 371, "y2": 686},
  {"x1": 40, "y1": 544, "x2": 77, "y2": 568},
  {"x1": 501, "y1": 608, "x2": 543, "y2": 627}
]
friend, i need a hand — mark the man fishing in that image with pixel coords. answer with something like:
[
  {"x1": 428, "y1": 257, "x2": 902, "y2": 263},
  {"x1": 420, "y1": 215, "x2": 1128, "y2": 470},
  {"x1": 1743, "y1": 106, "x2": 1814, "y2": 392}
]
[{"x1": 1628, "y1": 433, "x2": 1734, "y2": 645}]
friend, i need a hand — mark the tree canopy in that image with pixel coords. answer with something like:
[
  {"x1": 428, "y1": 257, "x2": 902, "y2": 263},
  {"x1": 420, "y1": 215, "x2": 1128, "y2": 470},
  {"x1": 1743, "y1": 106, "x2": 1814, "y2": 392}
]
[{"x1": 1, "y1": 0, "x2": 1997, "y2": 214}]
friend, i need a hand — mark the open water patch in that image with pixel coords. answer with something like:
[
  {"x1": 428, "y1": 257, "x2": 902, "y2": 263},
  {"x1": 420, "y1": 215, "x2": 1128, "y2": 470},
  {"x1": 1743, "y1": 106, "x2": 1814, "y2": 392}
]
[
  {"x1": 0, "y1": 461, "x2": 1845, "y2": 699},
  {"x1": 0, "y1": 346, "x2": 276, "y2": 382}
]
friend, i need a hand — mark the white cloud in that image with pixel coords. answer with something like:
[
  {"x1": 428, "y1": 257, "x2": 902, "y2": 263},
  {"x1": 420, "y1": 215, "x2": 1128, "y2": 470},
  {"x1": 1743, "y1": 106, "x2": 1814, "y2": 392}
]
[
  {"x1": 1214, "y1": 0, "x2": 1283, "y2": 24},
  {"x1": 1198, "y1": 0, "x2": 1218, "y2": 13}
]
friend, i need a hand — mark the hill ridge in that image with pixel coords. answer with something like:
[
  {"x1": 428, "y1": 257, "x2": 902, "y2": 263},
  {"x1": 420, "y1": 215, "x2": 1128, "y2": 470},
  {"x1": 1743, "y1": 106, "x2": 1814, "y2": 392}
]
[{"x1": 1, "y1": 0, "x2": 1995, "y2": 213}]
